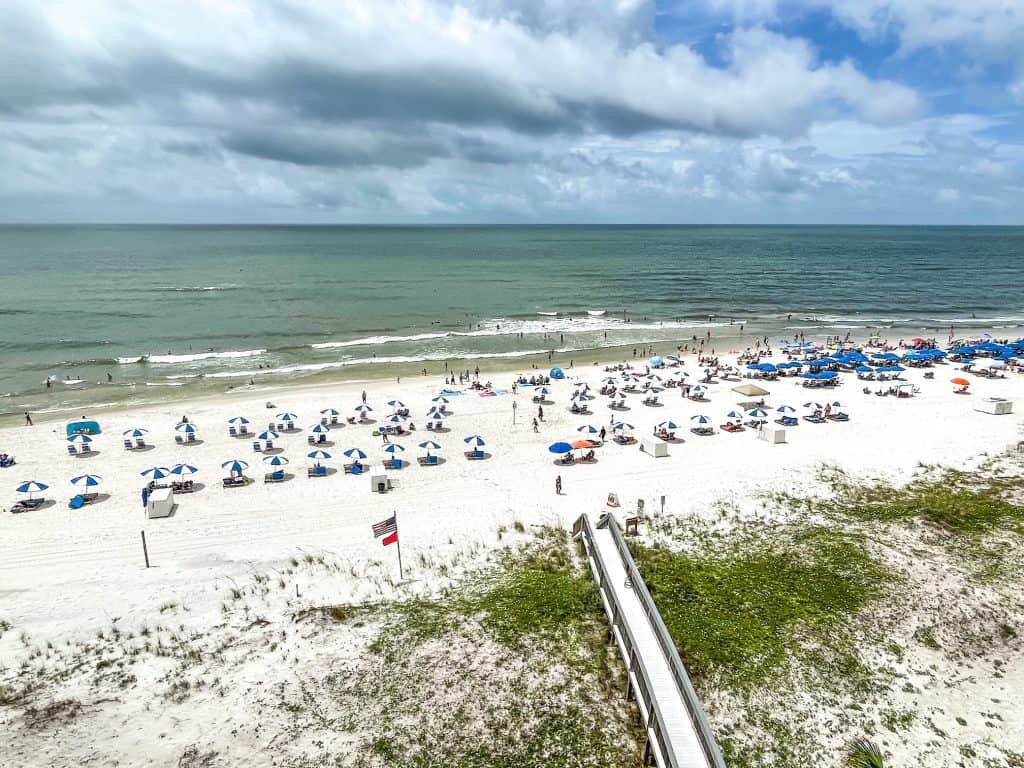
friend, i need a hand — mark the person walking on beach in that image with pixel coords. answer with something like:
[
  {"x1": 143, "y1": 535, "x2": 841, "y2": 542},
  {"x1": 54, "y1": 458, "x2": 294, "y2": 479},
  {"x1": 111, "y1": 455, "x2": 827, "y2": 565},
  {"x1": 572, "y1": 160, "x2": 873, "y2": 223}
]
[
  {"x1": 555, "y1": 475, "x2": 562, "y2": 495},
  {"x1": 24, "y1": 412, "x2": 32, "y2": 426},
  {"x1": 537, "y1": 405, "x2": 544, "y2": 421},
  {"x1": 532, "y1": 417, "x2": 538, "y2": 433},
  {"x1": 361, "y1": 390, "x2": 367, "y2": 404}
]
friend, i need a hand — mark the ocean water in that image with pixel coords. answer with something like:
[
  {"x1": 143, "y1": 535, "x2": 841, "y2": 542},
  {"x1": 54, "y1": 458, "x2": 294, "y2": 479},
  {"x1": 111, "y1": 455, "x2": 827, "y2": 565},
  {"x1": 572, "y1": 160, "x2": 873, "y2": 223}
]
[{"x1": 1, "y1": 225, "x2": 1022, "y2": 420}]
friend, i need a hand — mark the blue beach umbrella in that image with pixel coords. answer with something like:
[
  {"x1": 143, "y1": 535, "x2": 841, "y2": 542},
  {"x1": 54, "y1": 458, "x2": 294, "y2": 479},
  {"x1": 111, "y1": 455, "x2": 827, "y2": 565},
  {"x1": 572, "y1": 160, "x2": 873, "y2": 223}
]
[
  {"x1": 122, "y1": 427, "x2": 149, "y2": 437},
  {"x1": 535, "y1": 387, "x2": 550, "y2": 396},
  {"x1": 257, "y1": 430, "x2": 279, "y2": 441},
  {"x1": 657, "y1": 420, "x2": 680, "y2": 431},
  {"x1": 830, "y1": 401, "x2": 843, "y2": 408},
  {"x1": 725, "y1": 410, "x2": 744, "y2": 420},
  {"x1": 170, "y1": 463, "x2": 199, "y2": 476},
  {"x1": 354, "y1": 404, "x2": 373, "y2": 414},
  {"x1": 574, "y1": 393, "x2": 593, "y2": 402},
  {"x1": 418, "y1": 440, "x2": 441, "y2": 451},
  {"x1": 649, "y1": 356, "x2": 663, "y2": 367},
  {"x1": 577, "y1": 424, "x2": 599, "y2": 435},
  {"x1": 262, "y1": 455, "x2": 289, "y2": 466},
  {"x1": 548, "y1": 442, "x2": 572, "y2": 454},
  {"x1": 67, "y1": 433, "x2": 92, "y2": 444},
  {"x1": 343, "y1": 447, "x2": 367, "y2": 460},
  {"x1": 16, "y1": 480, "x2": 48, "y2": 497},
  {"x1": 311, "y1": 423, "x2": 330, "y2": 434},
  {"x1": 70, "y1": 474, "x2": 102, "y2": 487},
  {"x1": 425, "y1": 407, "x2": 445, "y2": 419},
  {"x1": 141, "y1": 466, "x2": 171, "y2": 479},
  {"x1": 549, "y1": 367, "x2": 565, "y2": 379},
  {"x1": 746, "y1": 408, "x2": 768, "y2": 419},
  {"x1": 463, "y1": 435, "x2": 486, "y2": 448},
  {"x1": 602, "y1": 377, "x2": 617, "y2": 385},
  {"x1": 319, "y1": 408, "x2": 340, "y2": 416},
  {"x1": 776, "y1": 405, "x2": 796, "y2": 414},
  {"x1": 803, "y1": 402, "x2": 823, "y2": 410},
  {"x1": 386, "y1": 400, "x2": 406, "y2": 409},
  {"x1": 690, "y1": 414, "x2": 711, "y2": 425},
  {"x1": 385, "y1": 414, "x2": 407, "y2": 424},
  {"x1": 307, "y1": 450, "x2": 332, "y2": 460},
  {"x1": 276, "y1": 412, "x2": 298, "y2": 422},
  {"x1": 383, "y1": 443, "x2": 406, "y2": 455},
  {"x1": 175, "y1": 422, "x2": 197, "y2": 434},
  {"x1": 613, "y1": 422, "x2": 634, "y2": 432},
  {"x1": 227, "y1": 416, "x2": 249, "y2": 425},
  {"x1": 431, "y1": 396, "x2": 450, "y2": 405},
  {"x1": 221, "y1": 459, "x2": 249, "y2": 473}
]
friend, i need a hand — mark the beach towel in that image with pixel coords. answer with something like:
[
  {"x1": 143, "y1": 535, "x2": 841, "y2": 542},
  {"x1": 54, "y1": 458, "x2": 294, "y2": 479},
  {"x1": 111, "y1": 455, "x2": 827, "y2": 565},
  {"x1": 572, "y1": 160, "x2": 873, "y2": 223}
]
[{"x1": 69, "y1": 495, "x2": 85, "y2": 510}]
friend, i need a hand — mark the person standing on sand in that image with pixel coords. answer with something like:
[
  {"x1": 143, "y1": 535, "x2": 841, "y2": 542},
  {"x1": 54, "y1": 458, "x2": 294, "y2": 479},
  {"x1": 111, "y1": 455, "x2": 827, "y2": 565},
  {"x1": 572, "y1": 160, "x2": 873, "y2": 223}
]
[
  {"x1": 555, "y1": 475, "x2": 562, "y2": 495},
  {"x1": 361, "y1": 390, "x2": 367, "y2": 404},
  {"x1": 537, "y1": 405, "x2": 544, "y2": 421},
  {"x1": 24, "y1": 412, "x2": 33, "y2": 426},
  {"x1": 532, "y1": 417, "x2": 538, "y2": 433}
]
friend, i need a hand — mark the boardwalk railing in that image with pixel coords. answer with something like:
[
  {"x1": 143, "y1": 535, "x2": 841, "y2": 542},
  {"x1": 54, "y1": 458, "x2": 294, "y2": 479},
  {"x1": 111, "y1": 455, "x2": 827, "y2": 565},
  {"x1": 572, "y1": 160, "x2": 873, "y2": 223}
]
[{"x1": 573, "y1": 512, "x2": 727, "y2": 768}]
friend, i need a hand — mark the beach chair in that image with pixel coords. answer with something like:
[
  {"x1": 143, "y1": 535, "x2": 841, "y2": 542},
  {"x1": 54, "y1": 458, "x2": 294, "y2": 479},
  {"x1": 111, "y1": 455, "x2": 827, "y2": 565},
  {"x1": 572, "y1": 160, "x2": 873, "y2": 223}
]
[
  {"x1": 123, "y1": 439, "x2": 133, "y2": 450},
  {"x1": 774, "y1": 416, "x2": 798, "y2": 427},
  {"x1": 252, "y1": 441, "x2": 262, "y2": 452},
  {"x1": 307, "y1": 464, "x2": 328, "y2": 478},
  {"x1": 229, "y1": 426, "x2": 238, "y2": 437},
  {"x1": 187, "y1": 433, "x2": 197, "y2": 443},
  {"x1": 222, "y1": 476, "x2": 247, "y2": 488},
  {"x1": 67, "y1": 444, "x2": 78, "y2": 456},
  {"x1": 720, "y1": 423, "x2": 744, "y2": 433},
  {"x1": 417, "y1": 455, "x2": 439, "y2": 466},
  {"x1": 690, "y1": 427, "x2": 714, "y2": 437},
  {"x1": 264, "y1": 470, "x2": 285, "y2": 483},
  {"x1": 464, "y1": 449, "x2": 485, "y2": 460},
  {"x1": 239, "y1": 425, "x2": 249, "y2": 436},
  {"x1": 351, "y1": 463, "x2": 363, "y2": 475},
  {"x1": 136, "y1": 438, "x2": 145, "y2": 449},
  {"x1": 803, "y1": 414, "x2": 826, "y2": 424},
  {"x1": 264, "y1": 440, "x2": 274, "y2": 451},
  {"x1": 307, "y1": 435, "x2": 316, "y2": 445},
  {"x1": 320, "y1": 417, "x2": 329, "y2": 427},
  {"x1": 828, "y1": 412, "x2": 850, "y2": 422},
  {"x1": 175, "y1": 435, "x2": 184, "y2": 445},
  {"x1": 388, "y1": 458, "x2": 403, "y2": 470},
  {"x1": 79, "y1": 443, "x2": 92, "y2": 454}
]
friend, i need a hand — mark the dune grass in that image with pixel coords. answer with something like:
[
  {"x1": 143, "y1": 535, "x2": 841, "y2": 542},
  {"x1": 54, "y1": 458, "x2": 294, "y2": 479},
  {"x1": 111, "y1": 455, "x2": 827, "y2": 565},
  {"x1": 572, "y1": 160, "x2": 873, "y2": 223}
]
[{"x1": 631, "y1": 527, "x2": 892, "y2": 691}]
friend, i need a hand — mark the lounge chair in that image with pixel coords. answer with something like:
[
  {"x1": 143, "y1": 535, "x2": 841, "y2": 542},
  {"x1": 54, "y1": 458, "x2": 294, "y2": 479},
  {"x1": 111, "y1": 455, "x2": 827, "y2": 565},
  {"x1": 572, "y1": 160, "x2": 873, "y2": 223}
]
[
  {"x1": 12, "y1": 497, "x2": 44, "y2": 513},
  {"x1": 264, "y1": 440, "x2": 274, "y2": 451},
  {"x1": 774, "y1": 416, "x2": 798, "y2": 427},
  {"x1": 264, "y1": 470, "x2": 286, "y2": 483},
  {"x1": 417, "y1": 455, "x2": 440, "y2": 466},
  {"x1": 222, "y1": 475, "x2": 247, "y2": 488},
  {"x1": 720, "y1": 423, "x2": 744, "y2": 433},
  {"x1": 229, "y1": 426, "x2": 238, "y2": 437},
  {"x1": 320, "y1": 417, "x2": 329, "y2": 426},
  {"x1": 123, "y1": 439, "x2": 133, "y2": 450},
  {"x1": 307, "y1": 465, "x2": 328, "y2": 478},
  {"x1": 307, "y1": 435, "x2": 316, "y2": 445},
  {"x1": 690, "y1": 427, "x2": 714, "y2": 436},
  {"x1": 175, "y1": 435, "x2": 184, "y2": 445},
  {"x1": 464, "y1": 449, "x2": 485, "y2": 460},
  {"x1": 803, "y1": 414, "x2": 826, "y2": 424},
  {"x1": 828, "y1": 412, "x2": 850, "y2": 422},
  {"x1": 68, "y1": 494, "x2": 86, "y2": 510},
  {"x1": 344, "y1": 462, "x2": 364, "y2": 475},
  {"x1": 79, "y1": 443, "x2": 92, "y2": 454},
  {"x1": 388, "y1": 458, "x2": 403, "y2": 470},
  {"x1": 172, "y1": 480, "x2": 195, "y2": 493},
  {"x1": 136, "y1": 438, "x2": 146, "y2": 449},
  {"x1": 187, "y1": 433, "x2": 197, "y2": 443},
  {"x1": 614, "y1": 435, "x2": 637, "y2": 445},
  {"x1": 239, "y1": 425, "x2": 249, "y2": 436},
  {"x1": 67, "y1": 444, "x2": 78, "y2": 456}
]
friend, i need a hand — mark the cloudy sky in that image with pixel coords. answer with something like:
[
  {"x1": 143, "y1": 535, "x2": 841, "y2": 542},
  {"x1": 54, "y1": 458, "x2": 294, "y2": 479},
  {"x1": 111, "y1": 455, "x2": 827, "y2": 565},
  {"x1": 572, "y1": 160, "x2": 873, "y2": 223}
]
[{"x1": 2, "y1": 0, "x2": 1022, "y2": 223}]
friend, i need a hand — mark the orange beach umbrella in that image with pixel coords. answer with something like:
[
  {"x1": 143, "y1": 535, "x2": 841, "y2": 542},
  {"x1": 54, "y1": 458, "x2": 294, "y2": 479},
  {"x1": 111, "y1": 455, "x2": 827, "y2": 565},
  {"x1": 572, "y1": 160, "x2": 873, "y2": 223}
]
[
  {"x1": 571, "y1": 439, "x2": 593, "y2": 450},
  {"x1": 950, "y1": 377, "x2": 970, "y2": 387}
]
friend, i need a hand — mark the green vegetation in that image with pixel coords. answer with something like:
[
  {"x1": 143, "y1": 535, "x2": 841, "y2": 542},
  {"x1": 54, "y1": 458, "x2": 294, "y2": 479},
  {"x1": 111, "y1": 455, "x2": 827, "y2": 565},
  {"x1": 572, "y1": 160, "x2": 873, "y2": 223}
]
[
  {"x1": 816, "y1": 465, "x2": 1024, "y2": 536},
  {"x1": 632, "y1": 527, "x2": 892, "y2": 689},
  {"x1": 844, "y1": 738, "x2": 886, "y2": 767},
  {"x1": 313, "y1": 528, "x2": 642, "y2": 768}
]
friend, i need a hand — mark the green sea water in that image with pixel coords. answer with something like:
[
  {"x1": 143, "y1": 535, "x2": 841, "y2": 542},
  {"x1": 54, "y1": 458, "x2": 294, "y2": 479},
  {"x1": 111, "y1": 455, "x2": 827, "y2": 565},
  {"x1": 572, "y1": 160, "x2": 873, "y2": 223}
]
[{"x1": 1, "y1": 225, "x2": 1021, "y2": 420}]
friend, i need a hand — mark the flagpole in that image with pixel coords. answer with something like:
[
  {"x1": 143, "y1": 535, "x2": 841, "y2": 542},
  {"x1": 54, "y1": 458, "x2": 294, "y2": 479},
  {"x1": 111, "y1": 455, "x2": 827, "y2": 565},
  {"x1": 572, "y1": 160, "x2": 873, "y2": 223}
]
[{"x1": 394, "y1": 509, "x2": 404, "y2": 581}]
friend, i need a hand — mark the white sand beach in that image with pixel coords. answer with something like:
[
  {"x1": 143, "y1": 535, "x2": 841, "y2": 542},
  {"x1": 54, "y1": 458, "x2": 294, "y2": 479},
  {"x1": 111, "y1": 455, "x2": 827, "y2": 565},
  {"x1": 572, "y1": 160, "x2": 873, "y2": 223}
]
[{"x1": 2, "y1": 345, "x2": 1023, "y2": 766}]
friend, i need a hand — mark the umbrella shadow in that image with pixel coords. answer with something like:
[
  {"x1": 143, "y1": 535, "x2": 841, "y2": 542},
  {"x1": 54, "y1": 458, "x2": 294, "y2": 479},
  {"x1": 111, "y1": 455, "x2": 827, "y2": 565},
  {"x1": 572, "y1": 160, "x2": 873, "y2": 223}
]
[
  {"x1": 642, "y1": 402, "x2": 665, "y2": 408},
  {"x1": 357, "y1": 418, "x2": 377, "y2": 425},
  {"x1": 130, "y1": 444, "x2": 156, "y2": 453},
  {"x1": 260, "y1": 446, "x2": 284, "y2": 455},
  {"x1": 176, "y1": 482, "x2": 205, "y2": 494},
  {"x1": 307, "y1": 467, "x2": 337, "y2": 478},
  {"x1": 264, "y1": 472, "x2": 295, "y2": 483},
  {"x1": 417, "y1": 457, "x2": 447, "y2": 467},
  {"x1": 427, "y1": 426, "x2": 451, "y2": 434},
  {"x1": 464, "y1": 451, "x2": 492, "y2": 461},
  {"x1": 180, "y1": 439, "x2": 205, "y2": 447},
  {"x1": 74, "y1": 449, "x2": 102, "y2": 458},
  {"x1": 86, "y1": 493, "x2": 112, "y2": 505}
]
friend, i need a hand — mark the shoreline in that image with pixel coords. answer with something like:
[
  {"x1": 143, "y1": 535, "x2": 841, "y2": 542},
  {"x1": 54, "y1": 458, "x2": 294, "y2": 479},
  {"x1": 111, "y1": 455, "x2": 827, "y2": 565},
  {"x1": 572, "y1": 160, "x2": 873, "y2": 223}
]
[{"x1": 7, "y1": 321, "x2": 1016, "y2": 428}]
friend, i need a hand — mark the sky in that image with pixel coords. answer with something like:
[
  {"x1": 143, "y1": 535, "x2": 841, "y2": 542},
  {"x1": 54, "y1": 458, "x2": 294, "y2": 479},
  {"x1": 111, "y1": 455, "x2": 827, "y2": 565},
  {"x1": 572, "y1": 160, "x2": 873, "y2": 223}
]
[{"x1": 1, "y1": 0, "x2": 1022, "y2": 224}]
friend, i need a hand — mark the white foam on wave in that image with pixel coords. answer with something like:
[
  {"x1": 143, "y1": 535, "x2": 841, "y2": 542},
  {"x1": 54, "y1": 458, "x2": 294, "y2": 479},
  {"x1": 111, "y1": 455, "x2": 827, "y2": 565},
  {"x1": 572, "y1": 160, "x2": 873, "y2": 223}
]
[
  {"x1": 207, "y1": 348, "x2": 587, "y2": 380},
  {"x1": 309, "y1": 317, "x2": 731, "y2": 350},
  {"x1": 118, "y1": 349, "x2": 266, "y2": 365}
]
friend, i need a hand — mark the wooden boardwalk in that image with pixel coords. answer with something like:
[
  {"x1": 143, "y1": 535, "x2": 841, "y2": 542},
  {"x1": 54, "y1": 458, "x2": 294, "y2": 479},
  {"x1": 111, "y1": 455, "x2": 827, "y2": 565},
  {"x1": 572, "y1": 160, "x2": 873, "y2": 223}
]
[{"x1": 574, "y1": 513, "x2": 726, "y2": 768}]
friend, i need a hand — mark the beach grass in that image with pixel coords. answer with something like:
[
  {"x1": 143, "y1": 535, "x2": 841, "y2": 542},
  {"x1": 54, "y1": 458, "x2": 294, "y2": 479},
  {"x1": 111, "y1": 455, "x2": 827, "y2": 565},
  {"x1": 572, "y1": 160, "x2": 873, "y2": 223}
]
[
  {"x1": 630, "y1": 527, "x2": 892, "y2": 691},
  {"x1": 311, "y1": 528, "x2": 642, "y2": 768}
]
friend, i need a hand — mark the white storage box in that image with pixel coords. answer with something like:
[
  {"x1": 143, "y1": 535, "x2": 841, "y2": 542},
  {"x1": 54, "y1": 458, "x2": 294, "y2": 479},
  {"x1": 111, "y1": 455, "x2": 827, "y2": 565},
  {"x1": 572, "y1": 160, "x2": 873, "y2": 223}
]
[
  {"x1": 146, "y1": 486, "x2": 175, "y2": 519},
  {"x1": 975, "y1": 397, "x2": 1013, "y2": 415},
  {"x1": 758, "y1": 426, "x2": 788, "y2": 444},
  {"x1": 640, "y1": 437, "x2": 668, "y2": 457}
]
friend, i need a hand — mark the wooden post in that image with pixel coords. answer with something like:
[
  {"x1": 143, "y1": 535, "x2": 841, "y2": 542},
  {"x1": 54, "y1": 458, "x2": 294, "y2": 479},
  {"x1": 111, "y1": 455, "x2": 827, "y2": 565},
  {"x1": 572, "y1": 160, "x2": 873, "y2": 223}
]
[{"x1": 140, "y1": 530, "x2": 150, "y2": 568}]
